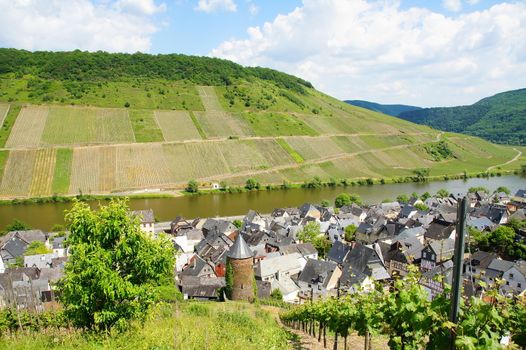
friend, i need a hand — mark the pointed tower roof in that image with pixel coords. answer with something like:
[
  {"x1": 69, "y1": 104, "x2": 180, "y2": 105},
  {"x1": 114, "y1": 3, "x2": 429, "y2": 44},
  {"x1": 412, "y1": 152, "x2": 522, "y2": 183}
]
[{"x1": 228, "y1": 234, "x2": 253, "y2": 259}]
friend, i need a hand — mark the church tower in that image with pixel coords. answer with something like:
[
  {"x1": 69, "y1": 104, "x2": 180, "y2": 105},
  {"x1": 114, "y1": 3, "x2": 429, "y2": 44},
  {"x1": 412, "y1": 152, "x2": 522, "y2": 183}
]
[{"x1": 227, "y1": 234, "x2": 254, "y2": 301}]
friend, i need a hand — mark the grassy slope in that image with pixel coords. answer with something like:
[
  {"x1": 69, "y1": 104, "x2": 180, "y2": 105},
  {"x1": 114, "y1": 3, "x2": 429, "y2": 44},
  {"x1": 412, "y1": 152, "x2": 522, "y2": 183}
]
[
  {"x1": 396, "y1": 88, "x2": 526, "y2": 145},
  {"x1": 0, "y1": 50, "x2": 522, "y2": 197},
  {"x1": 0, "y1": 302, "x2": 292, "y2": 350}
]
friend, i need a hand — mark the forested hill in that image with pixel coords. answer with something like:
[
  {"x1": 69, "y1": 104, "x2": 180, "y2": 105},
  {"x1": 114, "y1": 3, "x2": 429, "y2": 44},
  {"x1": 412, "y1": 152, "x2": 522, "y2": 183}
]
[
  {"x1": 396, "y1": 88, "x2": 526, "y2": 145},
  {"x1": 344, "y1": 100, "x2": 421, "y2": 116},
  {"x1": 0, "y1": 48, "x2": 312, "y2": 93}
]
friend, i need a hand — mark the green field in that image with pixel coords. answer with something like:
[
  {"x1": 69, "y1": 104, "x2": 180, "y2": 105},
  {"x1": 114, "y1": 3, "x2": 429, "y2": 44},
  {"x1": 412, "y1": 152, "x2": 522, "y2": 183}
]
[
  {"x1": 0, "y1": 302, "x2": 292, "y2": 350},
  {"x1": 155, "y1": 110, "x2": 202, "y2": 141},
  {"x1": 129, "y1": 109, "x2": 164, "y2": 143},
  {"x1": 52, "y1": 148, "x2": 73, "y2": 194}
]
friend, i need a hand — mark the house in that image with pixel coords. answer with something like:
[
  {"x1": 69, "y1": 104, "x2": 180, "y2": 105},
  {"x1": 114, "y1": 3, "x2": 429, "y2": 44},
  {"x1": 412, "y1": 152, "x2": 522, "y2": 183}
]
[
  {"x1": 0, "y1": 257, "x2": 4, "y2": 274},
  {"x1": 255, "y1": 252, "x2": 304, "y2": 282},
  {"x1": 202, "y1": 219, "x2": 237, "y2": 237},
  {"x1": 271, "y1": 275, "x2": 300, "y2": 303},
  {"x1": 24, "y1": 253, "x2": 55, "y2": 269},
  {"x1": 383, "y1": 233, "x2": 425, "y2": 277},
  {"x1": 420, "y1": 239, "x2": 455, "y2": 271},
  {"x1": 131, "y1": 209, "x2": 155, "y2": 236},
  {"x1": 501, "y1": 261, "x2": 526, "y2": 295},
  {"x1": 180, "y1": 255, "x2": 217, "y2": 279},
  {"x1": 399, "y1": 205, "x2": 418, "y2": 219},
  {"x1": 512, "y1": 189, "x2": 526, "y2": 203},
  {"x1": 279, "y1": 243, "x2": 318, "y2": 260},
  {"x1": 0, "y1": 230, "x2": 48, "y2": 266},
  {"x1": 424, "y1": 220, "x2": 455, "y2": 241},
  {"x1": 327, "y1": 241, "x2": 351, "y2": 265},
  {"x1": 297, "y1": 259, "x2": 342, "y2": 296},
  {"x1": 420, "y1": 260, "x2": 454, "y2": 300},
  {"x1": 485, "y1": 259, "x2": 515, "y2": 286},
  {"x1": 179, "y1": 276, "x2": 225, "y2": 300},
  {"x1": 340, "y1": 243, "x2": 389, "y2": 292},
  {"x1": 464, "y1": 251, "x2": 498, "y2": 284},
  {"x1": 467, "y1": 216, "x2": 496, "y2": 232},
  {"x1": 299, "y1": 203, "x2": 321, "y2": 220},
  {"x1": 52, "y1": 236, "x2": 68, "y2": 257}
]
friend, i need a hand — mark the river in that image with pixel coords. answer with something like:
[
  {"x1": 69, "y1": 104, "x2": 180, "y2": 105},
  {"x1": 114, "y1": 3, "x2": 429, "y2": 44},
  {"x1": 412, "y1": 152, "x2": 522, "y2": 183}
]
[{"x1": 0, "y1": 175, "x2": 524, "y2": 231}]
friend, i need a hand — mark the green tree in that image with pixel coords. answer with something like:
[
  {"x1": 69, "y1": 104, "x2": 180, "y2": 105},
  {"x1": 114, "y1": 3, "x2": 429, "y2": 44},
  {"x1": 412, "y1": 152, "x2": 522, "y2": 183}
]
[
  {"x1": 185, "y1": 180, "x2": 199, "y2": 193},
  {"x1": 334, "y1": 193, "x2": 362, "y2": 208},
  {"x1": 24, "y1": 241, "x2": 51, "y2": 256},
  {"x1": 313, "y1": 236, "x2": 331, "y2": 259},
  {"x1": 468, "y1": 186, "x2": 488, "y2": 193},
  {"x1": 59, "y1": 199, "x2": 175, "y2": 330},
  {"x1": 344, "y1": 225, "x2": 357, "y2": 242},
  {"x1": 396, "y1": 194, "x2": 409, "y2": 203},
  {"x1": 414, "y1": 203, "x2": 429, "y2": 211},
  {"x1": 495, "y1": 186, "x2": 511, "y2": 195},
  {"x1": 4, "y1": 219, "x2": 31, "y2": 234},
  {"x1": 321, "y1": 199, "x2": 331, "y2": 208},
  {"x1": 270, "y1": 289, "x2": 283, "y2": 301},
  {"x1": 245, "y1": 178, "x2": 260, "y2": 190},
  {"x1": 225, "y1": 260, "x2": 234, "y2": 300},
  {"x1": 412, "y1": 168, "x2": 430, "y2": 182},
  {"x1": 420, "y1": 192, "x2": 431, "y2": 201},
  {"x1": 297, "y1": 222, "x2": 321, "y2": 243},
  {"x1": 232, "y1": 219, "x2": 243, "y2": 229},
  {"x1": 436, "y1": 189, "x2": 449, "y2": 198}
]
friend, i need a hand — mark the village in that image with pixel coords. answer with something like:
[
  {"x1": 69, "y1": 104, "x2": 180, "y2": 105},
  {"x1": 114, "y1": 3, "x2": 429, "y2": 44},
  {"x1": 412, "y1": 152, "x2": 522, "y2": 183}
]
[{"x1": 1, "y1": 188, "x2": 526, "y2": 310}]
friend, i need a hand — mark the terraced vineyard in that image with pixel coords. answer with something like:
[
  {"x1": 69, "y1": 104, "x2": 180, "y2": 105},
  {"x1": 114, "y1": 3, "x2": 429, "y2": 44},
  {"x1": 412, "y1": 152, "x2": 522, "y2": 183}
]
[{"x1": 0, "y1": 71, "x2": 523, "y2": 198}]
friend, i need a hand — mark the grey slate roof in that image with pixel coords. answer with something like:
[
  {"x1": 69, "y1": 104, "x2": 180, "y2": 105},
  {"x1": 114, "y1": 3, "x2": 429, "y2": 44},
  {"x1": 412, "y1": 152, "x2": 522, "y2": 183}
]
[
  {"x1": 228, "y1": 234, "x2": 253, "y2": 259},
  {"x1": 131, "y1": 209, "x2": 154, "y2": 223}
]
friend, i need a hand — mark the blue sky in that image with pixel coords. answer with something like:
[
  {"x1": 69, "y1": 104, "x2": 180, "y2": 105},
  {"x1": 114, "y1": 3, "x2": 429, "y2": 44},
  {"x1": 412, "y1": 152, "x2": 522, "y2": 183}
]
[{"x1": 0, "y1": 0, "x2": 525, "y2": 106}]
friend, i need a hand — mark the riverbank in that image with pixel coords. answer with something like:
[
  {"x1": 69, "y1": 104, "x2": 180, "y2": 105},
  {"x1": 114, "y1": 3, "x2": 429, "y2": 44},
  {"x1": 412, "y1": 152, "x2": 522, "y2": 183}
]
[
  {"x1": 0, "y1": 174, "x2": 524, "y2": 231},
  {"x1": 1, "y1": 167, "x2": 523, "y2": 206}
]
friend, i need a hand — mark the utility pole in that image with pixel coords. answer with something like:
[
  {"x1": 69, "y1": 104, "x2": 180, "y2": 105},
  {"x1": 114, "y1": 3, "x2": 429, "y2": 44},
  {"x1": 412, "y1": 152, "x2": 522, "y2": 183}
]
[{"x1": 449, "y1": 196, "x2": 468, "y2": 350}]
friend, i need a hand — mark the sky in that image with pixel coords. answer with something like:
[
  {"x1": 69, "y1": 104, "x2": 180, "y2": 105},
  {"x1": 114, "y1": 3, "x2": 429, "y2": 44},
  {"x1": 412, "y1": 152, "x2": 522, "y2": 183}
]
[{"x1": 0, "y1": 0, "x2": 525, "y2": 107}]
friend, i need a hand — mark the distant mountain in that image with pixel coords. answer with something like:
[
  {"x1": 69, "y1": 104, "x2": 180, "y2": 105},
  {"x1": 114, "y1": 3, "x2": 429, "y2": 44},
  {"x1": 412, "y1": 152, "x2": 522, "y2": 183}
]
[
  {"x1": 344, "y1": 100, "x2": 421, "y2": 116},
  {"x1": 396, "y1": 89, "x2": 526, "y2": 145}
]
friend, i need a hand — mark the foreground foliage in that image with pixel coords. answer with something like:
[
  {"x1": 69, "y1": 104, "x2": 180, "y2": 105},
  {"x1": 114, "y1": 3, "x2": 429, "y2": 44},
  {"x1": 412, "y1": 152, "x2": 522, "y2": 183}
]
[
  {"x1": 59, "y1": 199, "x2": 175, "y2": 330},
  {"x1": 280, "y1": 267, "x2": 526, "y2": 350}
]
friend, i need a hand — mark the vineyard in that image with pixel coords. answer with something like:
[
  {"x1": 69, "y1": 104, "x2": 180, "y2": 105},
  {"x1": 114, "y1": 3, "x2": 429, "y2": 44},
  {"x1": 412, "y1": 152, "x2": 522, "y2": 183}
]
[
  {"x1": 279, "y1": 267, "x2": 526, "y2": 350},
  {"x1": 0, "y1": 82, "x2": 523, "y2": 198}
]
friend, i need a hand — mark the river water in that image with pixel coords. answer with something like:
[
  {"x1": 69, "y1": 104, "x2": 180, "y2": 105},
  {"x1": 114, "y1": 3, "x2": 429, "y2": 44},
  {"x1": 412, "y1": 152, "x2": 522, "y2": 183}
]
[{"x1": 0, "y1": 175, "x2": 524, "y2": 231}]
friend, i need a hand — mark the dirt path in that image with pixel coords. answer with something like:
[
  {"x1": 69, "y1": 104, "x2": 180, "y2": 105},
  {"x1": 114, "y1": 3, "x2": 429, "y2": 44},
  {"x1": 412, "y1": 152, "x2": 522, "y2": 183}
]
[
  {"x1": 262, "y1": 306, "x2": 388, "y2": 350},
  {"x1": 486, "y1": 147, "x2": 522, "y2": 172}
]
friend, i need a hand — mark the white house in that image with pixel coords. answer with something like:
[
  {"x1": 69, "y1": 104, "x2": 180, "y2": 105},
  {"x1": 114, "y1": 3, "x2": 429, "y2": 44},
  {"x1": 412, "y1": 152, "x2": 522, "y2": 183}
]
[
  {"x1": 131, "y1": 209, "x2": 155, "y2": 236},
  {"x1": 255, "y1": 252, "x2": 304, "y2": 282},
  {"x1": 501, "y1": 261, "x2": 526, "y2": 295}
]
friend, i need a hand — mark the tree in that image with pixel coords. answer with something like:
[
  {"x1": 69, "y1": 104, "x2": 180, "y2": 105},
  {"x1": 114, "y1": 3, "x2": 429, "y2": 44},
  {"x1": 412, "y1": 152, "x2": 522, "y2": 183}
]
[
  {"x1": 245, "y1": 178, "x2": 260, "y2": 190},
  {"x1": 436, "y1": 189, "x2": 449, "y2": 198},
  {"x1": 124, "y1": 101, "x2": 130, "y2": 108},
  {"x1": 270, "y1": 288, "x2": 283, "y2": 301},
  {"x1": 297, "y1": 222, "x2": 321, "y2": 243},
  {"x1": 414, "y1": 203, "x2": 429, "y2": 211},
  {"x1": 412, "y1": 168, "x2": 430, "y2": 182},
  {"x1": 225, "y1": 260, "x2": 234, "y2": 300},
  {"x1": 321, "y1": 199, "x2": 331, "y2": 208},
  {"x1": 468, "y1": 186, "x2": 488, "y2": 193},
  {"x1": 344, "y1": 225, "x2": 357, "y2": 242},
  {"x1": 232, "y1": 219, "x2": 243, "y2": 229},
  {"x1": 24, "y1": 241, "x2": 51, "y2": 256},
  {"x1": 4, "y1": 219, "x2": 31, "y2": 234},
  {"x1": 396, "y1": 194, "x2": 409, "y2": 203},
  {"x1": 185, "y1": 180, "x2": 199, "y2": 193},
  {"x1": 59, "y1": 199, "x2": 175, "y2": 330},
  {"x1": 313, "y1": 236, "x2": 331, "y2": 259},
  {"x1": 334, "y1": 193, "x2": 362, "y2": 208},
  {"x1": 420, "y1": 192, "x2": 431, "y2": 201},
  {"x1": 495, "y1": 186, "x2": 511, "y2": 195}
]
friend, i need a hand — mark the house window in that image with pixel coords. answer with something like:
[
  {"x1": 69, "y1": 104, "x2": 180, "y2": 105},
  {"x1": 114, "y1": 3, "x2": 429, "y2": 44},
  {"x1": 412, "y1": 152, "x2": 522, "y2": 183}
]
[
  {"x1": 517, "y1": 283, "x2": 521, "y2": 288},
  {"x1": 509, "y1": 273, "x2": 514, "y2": 280},
  {"x1": 506, "y1": 281, "x2": 509, "y2": 286}
]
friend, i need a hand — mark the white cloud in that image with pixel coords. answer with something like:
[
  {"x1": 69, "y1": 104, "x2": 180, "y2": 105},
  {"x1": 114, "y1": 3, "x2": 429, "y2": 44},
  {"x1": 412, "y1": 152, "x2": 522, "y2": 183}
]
[
  {"x1": 116, "y1": 0, "x2": 167, "y2": 15},
  {"x1": 211, "y1": 0, "x2": 526, "y2": 106},
  {"x1": 248, "y1": 3, "x2": 259, "y2": 16},
  {"x1": 195, "y1": 0, "x2": 237, "y2": 13},
  {"x1": 467, "y1": 0, "x2": 480, "y2": 4},
  {"x1": 443, "y1": 0, "x2": 462, "y2": 12},
  {"x1": 0, "y1": 0, "x2": 159, "y2": 53}
]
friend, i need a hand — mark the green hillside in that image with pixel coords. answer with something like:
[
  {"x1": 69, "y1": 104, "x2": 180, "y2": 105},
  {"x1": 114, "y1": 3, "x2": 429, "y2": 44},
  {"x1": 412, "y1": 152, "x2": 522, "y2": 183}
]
[
  {"x1": 0, "y1": 49, "x2": 523, "y2": 199},
  {"x1": 344, "y1": 100, "x2": 421, "y2": 116},
  {"x1": 397, "y1": 89, "x2": 526, "y2": 145}
]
